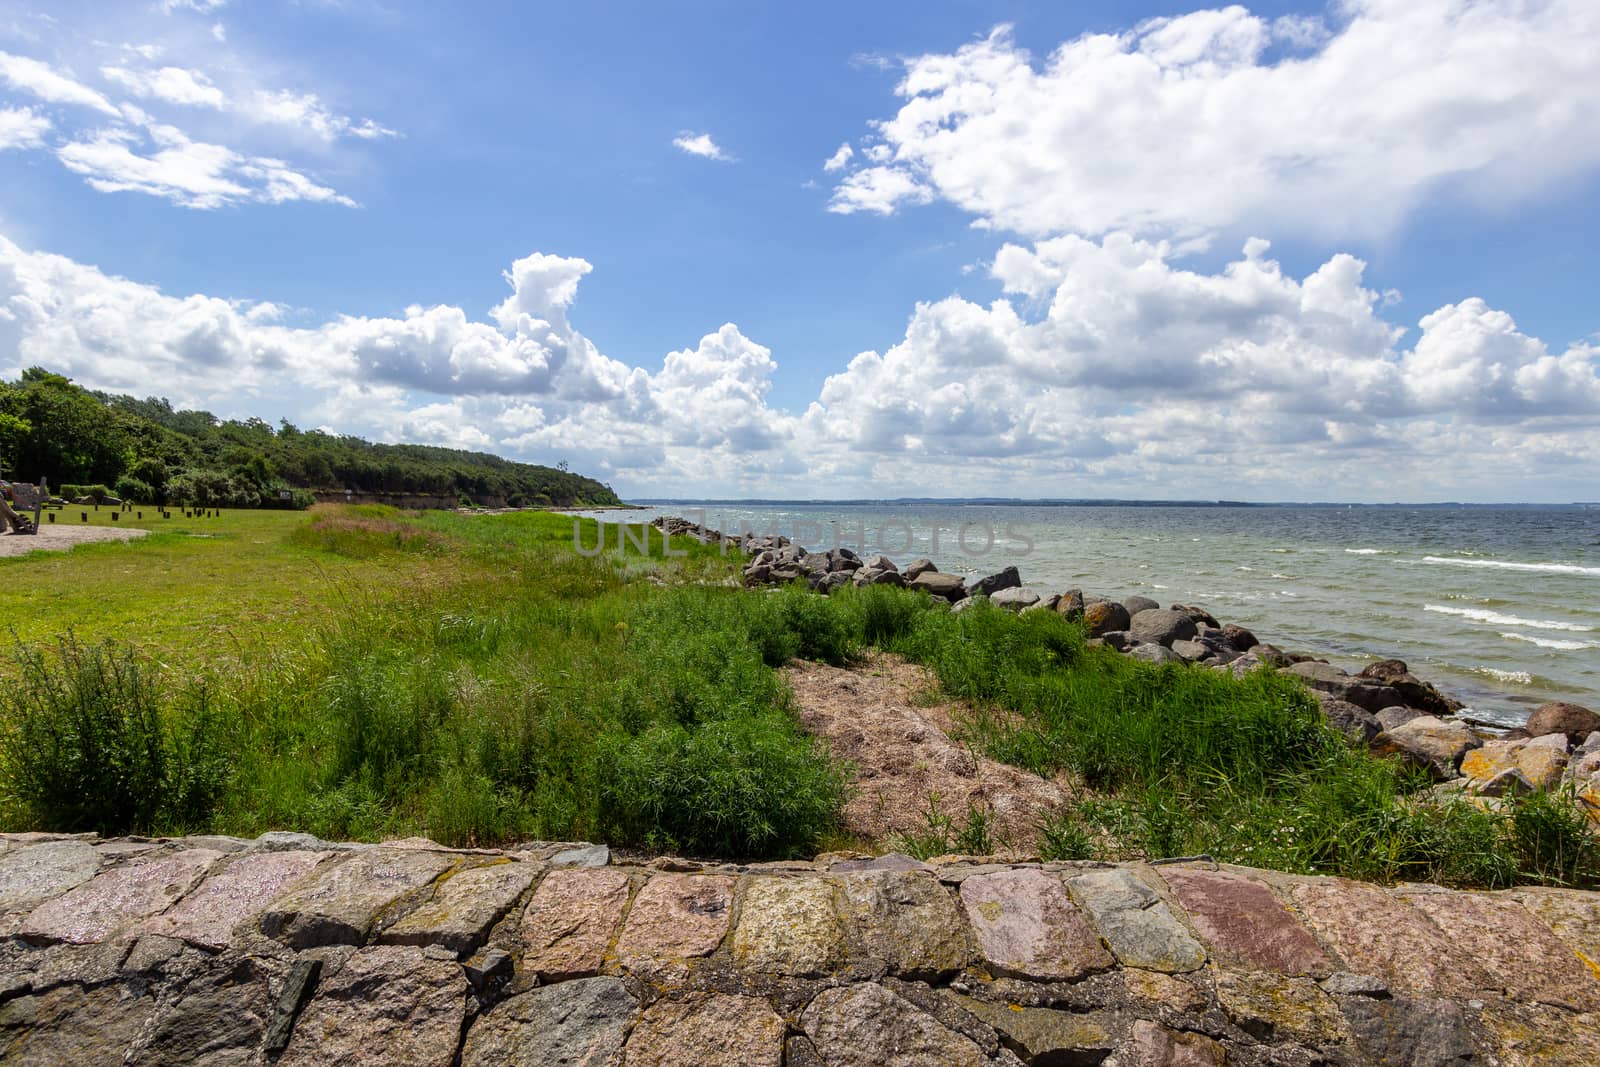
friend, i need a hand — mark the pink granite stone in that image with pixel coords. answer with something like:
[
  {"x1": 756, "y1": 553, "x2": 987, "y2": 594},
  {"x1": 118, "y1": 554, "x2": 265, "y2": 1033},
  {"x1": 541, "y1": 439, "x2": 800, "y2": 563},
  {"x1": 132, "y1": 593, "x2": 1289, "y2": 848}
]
[
  {"x1": 20, "y1": 849, "x2": 223, "y2": 945},
  {"x1": 1397, "y1": 888, "x2": 1600, "y2": 1012},
  {"x1": 1159, "y1": 867, "x2": 1332, "y2": 976},
  {"x1": 522, "y1": 867, "x2": 632, "y2": 980},
  {"x1": 136, "y1": 849, "x2": 330, "y2": 949},
  {"x1": 958, "y1": 868, "x2": 1113, "y2": 980},
  {"x1": 1288, "y1": 880, "x2": 1487, "y2": 997},
  {"x1": 614, "y1": 874, "x2": 735, "y2": 974}
]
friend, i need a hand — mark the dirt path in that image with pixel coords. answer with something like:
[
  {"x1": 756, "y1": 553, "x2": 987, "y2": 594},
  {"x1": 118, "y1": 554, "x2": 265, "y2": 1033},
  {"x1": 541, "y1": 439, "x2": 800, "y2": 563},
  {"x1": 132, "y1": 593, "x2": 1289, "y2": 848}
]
[
  {"x1": 785, "y1": 651, "x2": 1071, "y2": 855},
  {"x1": 0, "y1": 525, "x2": 149, "y2": 558}
]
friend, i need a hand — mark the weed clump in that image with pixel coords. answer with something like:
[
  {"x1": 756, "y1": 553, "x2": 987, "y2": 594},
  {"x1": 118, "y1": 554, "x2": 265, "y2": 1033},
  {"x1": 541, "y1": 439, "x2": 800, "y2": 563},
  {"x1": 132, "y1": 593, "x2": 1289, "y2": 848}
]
[{"x1": 0, "y1": 637, "x2": 230, "y2": 834}]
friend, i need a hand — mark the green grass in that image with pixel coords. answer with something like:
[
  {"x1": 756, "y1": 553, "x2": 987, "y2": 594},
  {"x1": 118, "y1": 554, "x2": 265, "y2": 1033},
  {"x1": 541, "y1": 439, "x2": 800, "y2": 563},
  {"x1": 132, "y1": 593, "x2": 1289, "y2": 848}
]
[{"x1": 1, "y1": 514, "x2": 1594, "y2": 884}]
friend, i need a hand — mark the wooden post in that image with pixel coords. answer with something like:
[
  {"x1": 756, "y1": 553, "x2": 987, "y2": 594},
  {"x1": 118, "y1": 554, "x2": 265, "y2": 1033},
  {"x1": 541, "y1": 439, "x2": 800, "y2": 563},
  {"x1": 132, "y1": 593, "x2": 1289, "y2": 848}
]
[
  {"x1": 137, "y1": 511, "x2": 143, "y2": 519},
  {"x1": 80, "y1": 512, "x2": 87, "y2": 522},
  {"x1": 111, "y1": 513, "x2": 118, "y2": 522},
  {"x1": 48, "y1": 512, "x2": 54, "y2": 523}
]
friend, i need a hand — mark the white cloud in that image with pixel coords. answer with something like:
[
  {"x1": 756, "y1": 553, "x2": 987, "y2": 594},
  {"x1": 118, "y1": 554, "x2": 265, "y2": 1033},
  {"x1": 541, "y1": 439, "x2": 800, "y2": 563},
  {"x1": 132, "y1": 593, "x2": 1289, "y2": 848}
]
[
  {"x1": 0, "y1": 105, "x2": 49, "y2": 150},
  {"x1": 672, "y1": 131, "x2": 733, "y2": 162},
  {"x1": 0, "y1": 50, "x2": 120, "y2": 115},
  {"x1": 826, "y1": 1, "x2": 1600, "y2": 241},
  {"x1": 101, "y1": 64, "x2": 225, "y2": 108},
  {"x1": 159, "y1": 0, "x2": 228, "y2": 13},
  {"x1": 2, "y1": 229, "x2": 1596, "y2": 500},
  {"x1": 822, "y1": 142, "x2": 853, "y2": 172},
  {"x1": 55, "y1": 124, "x2": 355, "y2": 209},
  {"x1": 827, "y1": 165, "x2": 932, "y2": 216},
  {"x1": 244, "y1": 89, "x2": 398, "y2": 142}
]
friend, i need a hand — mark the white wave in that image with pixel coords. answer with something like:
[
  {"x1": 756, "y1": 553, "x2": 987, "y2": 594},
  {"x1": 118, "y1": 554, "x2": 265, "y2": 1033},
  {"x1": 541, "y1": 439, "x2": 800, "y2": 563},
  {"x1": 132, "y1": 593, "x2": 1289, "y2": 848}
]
[
  {"x1": 1468, "y1": 666, "x2": 1534, "y2": 685},
  {"x1": 1500, "y1": 632, "x2": 1596, "y2": 651},
  {"x1": 1270, "y1": 573, "x2": 1296, "y2": 580},
  {"x1": 1344, "y1": 548, "x2": 1385, "y2": 555},
  {"x1": 1422, "y1": 555, "x2": 1600, "y2": 577},
  {"x1": 1424, "y1": 604, "x2": 1593, "y2": 632},
  {"x1": 1236, "y1": 565, "x2": 1254, "y2": 571}
]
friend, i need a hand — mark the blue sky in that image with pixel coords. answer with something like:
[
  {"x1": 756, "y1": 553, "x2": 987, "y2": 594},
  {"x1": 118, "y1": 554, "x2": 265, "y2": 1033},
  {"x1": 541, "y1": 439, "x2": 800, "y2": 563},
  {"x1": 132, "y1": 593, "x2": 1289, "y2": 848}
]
[{"x1": 2, "y1": 0, "x2": 1598, "y2": 501}]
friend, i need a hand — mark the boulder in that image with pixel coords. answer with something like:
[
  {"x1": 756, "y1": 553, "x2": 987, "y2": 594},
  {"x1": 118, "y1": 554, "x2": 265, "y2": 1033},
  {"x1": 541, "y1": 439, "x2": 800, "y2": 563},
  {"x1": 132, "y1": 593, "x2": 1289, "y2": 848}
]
[
  {"x1": 1376, "y1": 706, "x2": 1428, "y2": 733},
  {"x1": 1056, "y1": 588, "x2": 1085, "y2": 620},
  {"x1": 1372, "y1": 716, "x2": 1482, "y2": 780},
  {"x1": 867, "y1": 568, "x2": 908, "y2": 588},
  {"x1": 1128, "y1": 609, "x2": 1197, "y2": 648},
  {"x1": 1285, "y1": 661, "x2": 1402, "y2": 713},
  {"x1": 1170, "y1": 640, "x2": 1211, "y2": 663},
  {"x1": 1170, "y1": 603, "x2": 1220, "y2": 628},
  {"x1": 1249, "y1": 644, "x2": 1293, "y2": 668},
  {"x1": 1221, "y1": 623, "x2": 1258, "y2": 651},
  {"x1": 970, "y1": 565, "x2": 1022, "y2": 597},
  {"x1": 902, "y1": 558, "x2": 937, "y2": 580},
  {"x1": 817, "y1": 571, "x2": 851, "y2": 595},
  {"x1": 1123, "y1": 595, "x2": 1160, "y2": 616},
  {"x1": 1525, "y1": 702, "x2": 1600, "y2": 744},
  {"x1": 1460, "y1": 736, "x2": 1569, "y2": 791},
  {"x1": 989, "y1": 587, "x2": 1040, "y2": 612},
  {"x1": 1318, "y1": 698, "x2": 1381, "y2": 745},
  {"x1": 862, "y1": 555, "x2": 898, "y2": 573},
  {"x1": 1083, "y1": 600, "x2": 1131, "y2": 637},
  {"x1": 1356, "y1": 660, "x2": 1460, "y2": 717},
  {"x1": 909, "y1": 571, "x2": 966, "y2": 602},
  {"x1": 1127, "y1": 643, "x2": 1180, "y2": 665},
  {"x1": 1097, "y1": 631, "x2": 1132, "y2": 652}
]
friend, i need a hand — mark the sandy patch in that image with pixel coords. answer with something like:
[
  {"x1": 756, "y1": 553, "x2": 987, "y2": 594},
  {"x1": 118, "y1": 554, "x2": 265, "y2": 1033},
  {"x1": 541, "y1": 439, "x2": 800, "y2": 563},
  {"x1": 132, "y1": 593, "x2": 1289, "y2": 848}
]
[
  {"x1": 785, "y1": 651, "x2": 1071, "y2": 855},
  {"x1": 0, "y1": 525, "x2": 149, "y2": 558}
]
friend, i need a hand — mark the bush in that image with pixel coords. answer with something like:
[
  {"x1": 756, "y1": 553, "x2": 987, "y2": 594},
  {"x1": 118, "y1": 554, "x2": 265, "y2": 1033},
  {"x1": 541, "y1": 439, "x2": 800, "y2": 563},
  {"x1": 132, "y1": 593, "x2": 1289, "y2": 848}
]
[
  {"x1": 113, "y1": 475, "x2": 154, "y2": 505},
  {"x1": 0, "y1": 638, "x2": 231, "y2": 834},
  {"x1": 596, "y1": 716, "x2": 846, "y2": 857},
  {"x1": 60, "y1": 483, "x2": 111, "y2": 503}
]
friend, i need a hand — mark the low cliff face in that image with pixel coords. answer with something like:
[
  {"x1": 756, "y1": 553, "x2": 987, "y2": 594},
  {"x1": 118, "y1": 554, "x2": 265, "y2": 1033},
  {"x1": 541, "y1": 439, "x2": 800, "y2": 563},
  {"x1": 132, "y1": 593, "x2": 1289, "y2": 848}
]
[{"x1": 1, "y1": 833, "x2": 1597, "y2": 1065}]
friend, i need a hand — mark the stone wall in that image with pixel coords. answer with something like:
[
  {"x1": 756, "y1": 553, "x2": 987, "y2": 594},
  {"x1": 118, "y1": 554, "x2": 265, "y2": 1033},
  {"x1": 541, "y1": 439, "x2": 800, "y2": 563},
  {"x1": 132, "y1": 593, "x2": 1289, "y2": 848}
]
[{"x1": 1, "y1": 833, "x2": 1597, "y2": 1065}]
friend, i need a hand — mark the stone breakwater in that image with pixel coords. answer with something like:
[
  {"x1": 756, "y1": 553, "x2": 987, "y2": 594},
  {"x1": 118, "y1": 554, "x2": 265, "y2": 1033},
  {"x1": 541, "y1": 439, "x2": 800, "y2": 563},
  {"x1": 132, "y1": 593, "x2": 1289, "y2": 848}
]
[
  {"x1": 652, "y1": 516, "x2": 1600, "y2": 822},
  {"x1": 3, "y1": 832, "x2": 1600, "y2": 1065}
]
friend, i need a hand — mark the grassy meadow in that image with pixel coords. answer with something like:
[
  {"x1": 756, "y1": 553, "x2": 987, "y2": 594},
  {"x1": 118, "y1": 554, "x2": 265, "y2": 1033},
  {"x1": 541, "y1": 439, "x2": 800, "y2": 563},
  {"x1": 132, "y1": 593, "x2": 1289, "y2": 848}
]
[{"x1": 1, "y1": 504, "x2": 1595, "y2": 886}]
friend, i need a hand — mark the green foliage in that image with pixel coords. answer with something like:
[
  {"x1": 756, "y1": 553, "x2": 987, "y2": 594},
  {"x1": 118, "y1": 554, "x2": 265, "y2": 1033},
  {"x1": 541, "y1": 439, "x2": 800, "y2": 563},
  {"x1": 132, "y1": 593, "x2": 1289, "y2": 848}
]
[
  {"x1": 60, "y1": 483, "x2": 112, "y2": 503},
  {"x1": 0, "y1": 368, "x2": 622, "y2": 508},
  {"x1": 890, "y1": 793, "x2": 999, "y2": 859},
  {"x1": 0, "y1": 638, "x2": 231, "y2": 834},
  {"x1": 113, "y1": 475, "x2": 155, "y2": 504}
]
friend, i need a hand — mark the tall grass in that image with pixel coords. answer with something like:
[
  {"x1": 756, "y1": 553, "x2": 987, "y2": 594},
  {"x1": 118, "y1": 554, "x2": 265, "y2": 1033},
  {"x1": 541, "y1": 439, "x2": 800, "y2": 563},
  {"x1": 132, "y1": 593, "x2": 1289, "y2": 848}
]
[
  {"x1": 0, "y1": 637, "x2": 231, "y2": 833},
  {"x1": 1, "y1": 511, "x2": 1593, "y2": 884}
]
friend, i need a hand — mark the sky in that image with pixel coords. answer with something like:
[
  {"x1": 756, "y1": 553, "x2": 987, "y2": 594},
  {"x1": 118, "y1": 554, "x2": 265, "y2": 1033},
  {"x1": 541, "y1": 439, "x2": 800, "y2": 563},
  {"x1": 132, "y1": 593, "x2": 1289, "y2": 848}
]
[{"x1": 1, "y1": 0, "x2": 1598, "y2": 502}]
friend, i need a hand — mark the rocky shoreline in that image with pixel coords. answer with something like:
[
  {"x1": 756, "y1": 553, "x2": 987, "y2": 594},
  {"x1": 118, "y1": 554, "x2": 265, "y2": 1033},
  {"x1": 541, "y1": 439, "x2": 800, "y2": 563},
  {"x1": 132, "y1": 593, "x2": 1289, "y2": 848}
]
[{"x1": 652, "y1": 516, "x2": 1600, "y2": 820}]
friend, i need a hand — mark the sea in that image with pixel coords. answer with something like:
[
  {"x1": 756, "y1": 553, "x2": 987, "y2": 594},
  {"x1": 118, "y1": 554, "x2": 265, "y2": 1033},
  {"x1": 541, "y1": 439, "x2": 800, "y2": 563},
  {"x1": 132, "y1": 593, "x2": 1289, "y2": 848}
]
[{"x1": 568, "y1": 502, "x2": 1600, "y2": 728}]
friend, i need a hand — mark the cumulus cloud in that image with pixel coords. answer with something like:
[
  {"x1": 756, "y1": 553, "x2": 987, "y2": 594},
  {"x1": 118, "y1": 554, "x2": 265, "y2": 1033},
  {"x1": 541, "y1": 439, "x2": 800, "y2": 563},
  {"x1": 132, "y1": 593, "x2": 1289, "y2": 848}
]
[
  {"x1": 672, "y1": 131, "x2": 733, "y2": 161},
  {"x1": 822, "y1": 142, "x2": 853, "y2": 172},
  {"x1": 826, "y1": 1, "x2": 1600, "y2": 241},
  {"x1": 2, "y1": 230, "x2": 1596, "y2": 499}
]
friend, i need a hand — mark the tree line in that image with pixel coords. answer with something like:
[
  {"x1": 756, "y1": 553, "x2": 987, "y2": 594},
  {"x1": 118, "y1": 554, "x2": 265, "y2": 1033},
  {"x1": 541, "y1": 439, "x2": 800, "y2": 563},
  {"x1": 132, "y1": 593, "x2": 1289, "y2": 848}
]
[{"x1": 0, "y1": 368, "x2": 622, "y2": 509}]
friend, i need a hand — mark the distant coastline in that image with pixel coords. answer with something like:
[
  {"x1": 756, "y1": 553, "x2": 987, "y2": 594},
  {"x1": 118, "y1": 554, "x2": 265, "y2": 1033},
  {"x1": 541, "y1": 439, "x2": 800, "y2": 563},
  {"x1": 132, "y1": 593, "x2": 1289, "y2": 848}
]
[{"x1": 627, "y1": 497, "x2": 1596, "y2": 510}]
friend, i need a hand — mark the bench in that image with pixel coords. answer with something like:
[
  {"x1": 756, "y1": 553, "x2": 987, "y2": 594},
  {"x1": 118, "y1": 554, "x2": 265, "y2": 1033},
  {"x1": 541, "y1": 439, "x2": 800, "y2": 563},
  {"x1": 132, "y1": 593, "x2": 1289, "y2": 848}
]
[{"x1": 2, "y1": 481, "x2": 51, "y2": 534}]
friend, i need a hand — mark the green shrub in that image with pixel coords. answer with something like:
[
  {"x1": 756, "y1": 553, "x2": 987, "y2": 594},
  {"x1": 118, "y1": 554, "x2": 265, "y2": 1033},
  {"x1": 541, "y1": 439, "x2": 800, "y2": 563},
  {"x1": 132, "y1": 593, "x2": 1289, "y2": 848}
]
[
  {"x1": 0, "y1": 638, "x2": 231, "y2": 833},
  {"x1": 596, "y1": 716, "x2": 846, "y2": 858},
  {"x1": 113, "y1": 475, "x2": 154, "y2": 504}
]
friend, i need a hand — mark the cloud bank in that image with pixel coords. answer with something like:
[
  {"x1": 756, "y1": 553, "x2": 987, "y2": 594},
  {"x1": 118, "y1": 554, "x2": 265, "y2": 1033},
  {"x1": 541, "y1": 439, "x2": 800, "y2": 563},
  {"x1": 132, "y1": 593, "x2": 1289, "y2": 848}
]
[
  {"x1": 3, "y1": 232, "x2": 1595, "y2": 500},
  {"x1": 825, "y1": 0, "x2": 1600, "y2": 242}
]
